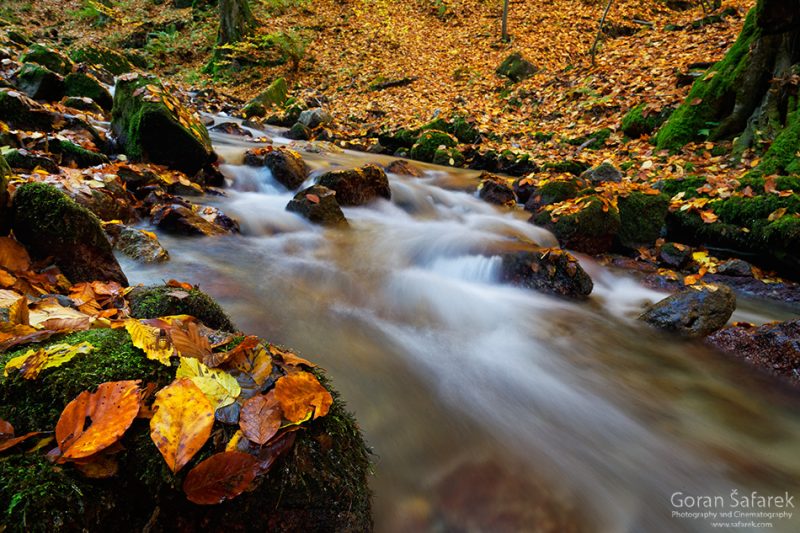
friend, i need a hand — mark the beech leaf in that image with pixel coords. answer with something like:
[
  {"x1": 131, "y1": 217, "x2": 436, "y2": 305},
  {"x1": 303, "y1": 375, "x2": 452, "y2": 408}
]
[
  {"x1": 239, "y1": 391, "x2": 282, "y2": 445},
  {"x1": 183, "y1": 451, "x2": 259, "y2": 505},
  {"x1": 125, "y1": 318, "x2": 174, "y2": 365},
  {"x1": 274, "y1": 371, "x2": 333, "y2": 423}
]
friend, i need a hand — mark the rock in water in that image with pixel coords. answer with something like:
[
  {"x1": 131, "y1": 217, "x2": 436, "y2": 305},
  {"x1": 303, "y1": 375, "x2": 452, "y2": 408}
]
[
  {"x1": 316, "y1": 164, "x2": 391, "y2": 206},
  {"x1": 105, "y1": 223, "x2": 169, "y2": 263},
  {"x1": 499, "y1": 248, "x2": 593, "y2": 299},
  {"x1": 286, "y1": 185, "x2": 348, "y2": 226},
  {"x1": 478, "y1": 173, "x2": 517, "y2": 206},
  {"x1": 111, "y1": 73, "x2": 214, "y2": 175},
  {"x1": 639, "y1": 284, "x2": 736, "y2": 337},
  {"x1": 243, "y1": 147, "x2": 308, "y2": 190},
  {"x1": 11, "y1": 182, "x2": 128, "y2": 285},
  {"x1": 533, "y1": 195, "x2": 621, "y2": 255}
]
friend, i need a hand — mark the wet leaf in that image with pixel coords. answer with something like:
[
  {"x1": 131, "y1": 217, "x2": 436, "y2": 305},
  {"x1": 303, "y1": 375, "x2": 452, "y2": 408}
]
[
  {"x1": 0, "y1": 419, "x2": 13, "y2": 437},
  {"x1": 269, "y1": 345, "x2": 317, "y2": 368},
  {"x1": 0, "y1": 432, "x2": 41, "y2": 453},
  {"x1": 239, "y1": 391, "x2": 282, "y2": 445},
  {"x1": 176, "y1": 357, "x2": 241, "y2": 410},
  {"x1": 125, "y1": 318, "x2": 174, "y2": 365},
  {"x1": 73, "y1": 454, "x2": 119, "y2": 479},
  {"x1": 183, "y1": 451, "x2": 259, "y2": 505},
  {"x1": 55, "y1": 380, "x2": 141, "y2": 460},
  {"x1": 274, "y1": 371, "x2": 332, "y2": 423},
  {"x1": 768, "y1": 207, "x2": 787, "y2": 222},
  {"x1": 150, "y1": 378, "x2": 214, "y2": 473}
]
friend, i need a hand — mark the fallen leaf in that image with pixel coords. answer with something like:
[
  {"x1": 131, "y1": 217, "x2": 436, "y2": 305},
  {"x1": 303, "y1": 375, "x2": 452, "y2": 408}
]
[
  {"x1": 73, "y1": 454, "x2": 120, "y2": 478},
  {"x1": 224, "y1": 340, "x2": 272, "y2": 386},
  {"x1": 170, "y1": 320, "x2": 212, "y2": 360},
  {"x1": 239, "y1": 391, "x2": 282, "y2": 445},
  {"x1": 150, "y1": 378, "x2": 215, "y2": 473},
  {"x1": 183, "y1": 451, "x2": 259, "y2": 505},
  {"x1": 0, "y1": 238, "x2": 30, "y2": 272},
  {"x1": 125, "y1": 318, "x2": 174, "y2": 365},
  {"x1": 166, "y1": 279, "x2": 194, "y2": 290},
  {"x1": 176, "y1": 357, "x2": 241, "y2": 410},
  {"x1": 4, "y1": 342, "x2": 95, "y2": 379},
  {"x1": 0, "y1": 431, "x2": 41, "y2": 453},
  {"x1": 269, "y1": 345, "x2": 317, "y2": 368},
  {"x1": 768, "y1": 207, "x2": 787, "y2": 222},
  {"x1": 274, "y1": 371, "x2": 333, "y2": 423}
]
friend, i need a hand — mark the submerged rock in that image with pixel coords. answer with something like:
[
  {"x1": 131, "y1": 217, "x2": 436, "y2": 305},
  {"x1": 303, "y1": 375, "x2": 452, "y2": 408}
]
[
  {"x1": 385, "y1": 159, "x2": 423, "y2": 177},
  {"x1": 639, "y1": 284, "x2": 736, "y2": 337},
  {"x1": 209, "y1": 121, "x2": 252, "y2": 137},
  {"x1": 286, "y1": 185, "x2": 348, "y2": 227},
  {"x1": 244, "y1": 147, "x2": 308, "y2": 190},
  {"x1": 111, "y1": 73, "x2": 214, "y2": 175},
  {"x1": 11, "y1": 182, "x2": 127, "y2": 285},
  {"x1": 499, "y1": 248, "x2": 593, "y2": 299},
  {"x1": 317, "y1": 164, "x2": 391, "y2": 206}
]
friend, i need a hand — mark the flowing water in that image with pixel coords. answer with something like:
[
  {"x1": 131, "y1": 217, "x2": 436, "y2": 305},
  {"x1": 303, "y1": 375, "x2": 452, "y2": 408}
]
[{"x1": 121, "y1": 120, "x2": 800, "y2": 532}]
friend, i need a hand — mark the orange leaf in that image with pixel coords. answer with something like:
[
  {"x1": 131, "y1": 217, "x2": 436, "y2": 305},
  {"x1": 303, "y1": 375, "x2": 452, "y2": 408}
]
[
  {"x1": 239, "y1": 391, "x2": 282, "y2": 445},
  {"x1": 55, "y1": 381, "x2": 141, "y2": 460},
  {"x1": 0, "y1": 238, "x2": 30, "y2": 273},
  {"x1": 269, "y1": 345, "x2": 317, "y2": 368},
  {"x1": 690, "y1": 98, "x2": 703, "y2": 106},
  {"x1": 73, "y1": 454, "x2": 120, "y2": 479},
  {"x1": 150, "y1": 378, "x2": 214, "y2": 473},
  {"x1": 305, "y1": 194, "x2": 320, "y2": 204},
  {"x1": 0, "y1": 419, "x2": 13, "y2": 437},
  {"x1": 167, "y1": 279, "x2": 194, "y2": 291},
  {"x1": 224, "y1": 340, "x2": 272, "y2": 386},
  {"x1": 699, "y1": 210, "x2": 718, "y2": 224},
  {"x1": 274, "y1": 372, "x2": 333, "y2": 423},
  {"x1": 170, "y1": 320, "x2": 212, "y2": 360},
  {"x1": 183, "y1": 451, "x2": 259, "y2": 505},
  {"x1": 0, "y1": 431, "x2": 41, "y2": 453}
]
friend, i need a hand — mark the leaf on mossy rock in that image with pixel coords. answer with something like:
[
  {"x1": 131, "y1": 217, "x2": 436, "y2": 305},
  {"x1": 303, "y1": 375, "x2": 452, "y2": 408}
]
[
  {"x1": 239, "y1": 391, "x2": 282, "y2": 445},
  {"x1": 125, "y1": 318, "x2": 174, "y2": 365},
  {"x1": 176, "y1": 357, "x2": 241, "y2": 410},
  {"x1": 55, "y1": 380, "x2": 141, "y2": 460},
  {"x1": 150, "y1": 378, "x2": 215, "y2": 473},
  {"x1": 0, "y1": 418, "x2": 41, "y2": 454},
  {"x1": 223, "y1": 339, "x2": 273, "y2": 387},
  {"x1": 4, "y1": 341, "x2": 95, "y2": 379},
  {"x1": 170, "y1": 320, "x2": 212, "y2": 360},
  {"x1": 274, "y1": 371, "x2": 333, "y2": 423},
  {"x1": 183, "y1": 451, "x2": 259, "y2": 505},
  {"x1": 0, "y1": 237, "x2": 31, "y2": 272},
  {"x1": 269, "y1": 345, "x2": 317, "y2": 368}
]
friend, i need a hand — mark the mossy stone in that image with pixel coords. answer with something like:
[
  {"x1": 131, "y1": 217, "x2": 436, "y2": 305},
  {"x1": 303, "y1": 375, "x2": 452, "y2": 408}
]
[
  {"x1": 617, "y1": 191, "x2": 670, "y2": 248},
  {"x1": 542, "y1": 159, "x2": 590, "y2": 176},
  {"x1": 566, "y1": 128, "x2": 612, "y2": 150},
  {"x1": 410, "y1": 130, "x2": 457, "y2": 162},
  {"x1": 19, "y1": 44, "x2": 73, "y2": 75},
  {"x1": 451, "y1": 115, "x2": 480, "y2": 144},
  {"x1": 243, "y1": 77, "x2": 288, "y2": 116},
  {"x1": 64, "y1": 72, "x2": 112, "y2": 111},
  {"x1": 55, "y1": 139, "x2": 110, "y2": 167},
  {"x1": 432, "y1": 147, "x2": 464, "y2": 167},
  {"x1": 128, "y1": 284, "x2": 236, "y2": 332},
  {"x1": 524, "y1": 177, "x2": 582, "y2": 212},
  {"x1": 69, "y1": 46, "x2": 133, "y2": 76},
  {"x1": 16, "y1": 63, "x2": 65, "y2": 101},
  {"x1": 0, "y1": 88, "x2": 57, "y2": 131},
  {"x1": 11, "y1": 182, "x2": 127, "y2": 285},
  {"x1": 621, "y1": 103, "x2": 674, "y2": 138},
  {"x1": 534, "y1": 195, "x2": 621, "y2": 254},
  {"x1": 496, "y1": 52, "x2": 536, "y2": 82}
]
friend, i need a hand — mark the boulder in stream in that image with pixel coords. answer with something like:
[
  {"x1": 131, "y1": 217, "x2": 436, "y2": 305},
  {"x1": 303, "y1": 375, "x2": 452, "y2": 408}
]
[
  {"x1": 499, "y1": 248, "x2": 593, "y2": 299},
  {"x1": 111, "y1": 73, "x2": 214, "y2": 175},
  {"x1": 533, "y1": 195, "x2": 621, "y2": 254},
  {"x1": 639, "y1": 284, "x2": 736, "y2": 338},
  {"x1": 286, "y1": 185, "x2": 348, "y2": 227},
  {"x1": 244, "y1": 146, "x2": 308, "y2": 190},
  {"x1": 150, "y1": 203, "x2": 238, "y2": 237},
  {"x1": 478, "y1": 173, "x2": 517, "y2": 206},
  {"x1": 105, "y1": 223, "x2": 170, "y2": 263},
  {"x1": 11, "y1": 182, "x2": 128, "y2": 285},
  {"x1": 316, "y1": 164, "x2": 391, "y2": 206},
  {"x1": 19, "y1": 43, "x2": 73, "y2": 75}
]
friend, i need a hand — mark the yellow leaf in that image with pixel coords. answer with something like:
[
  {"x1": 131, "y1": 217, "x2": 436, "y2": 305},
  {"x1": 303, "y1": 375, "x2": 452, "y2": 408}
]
[
  {"x1": 176, "y1": 357, "x2": 241, "y2": 410},
  {"x1": 125, "y1": 319, "x2": 173, "y2": 366},
  {"x1": 4, "y1": 342, "x2": 95, "y2": 378},
  {"x1": 768, "y1": 207, "x2": 787, "y2": 222}
]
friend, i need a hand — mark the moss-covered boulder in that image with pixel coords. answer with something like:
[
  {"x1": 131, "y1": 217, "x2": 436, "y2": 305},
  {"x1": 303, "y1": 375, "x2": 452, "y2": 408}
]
[
  {"x1": 19, "y1": 44, "x2": 73, "y2": 75},
  {"x1": 243, "y1": 147, "x2": 308, "y2": 190},
  {"x1": 105, "y1": 223, "x2": 170, "y2": 263},
  {"x1": 128, "y1": 284, "x2": 235, "y2": 331},
  {"x1": 69, "y1": 45, "x2": 133, "y2": 76},
  {"x1": 64, "y1": 71, "x2": 112, "y2": 111},
  {"x1": 316, "y1": 164, "x2": 391, "y2": 206},
  {"x1": 534, "y1": 195, "x2": 621, "y2": 254},
  {"x1": 111, "y1": 73, "x2": 214, "y2": 175},
  {"x1": 617, "y1": 191, "x2": 670, "y2": 248},
  {"x1": 11, "y1": 182, "x2": 128, "y2": 285},
  {"x1": 15, "y1": 63, "x2": 65, "y2": 101},
  {"x1": 496, "y1": 52, "x2": 536, "y2": 82},
  {"x1": 286, "y1": 184, "x2": 349, "y2": 227},
  {"x1": 242, "y1": 77, "x2": 288, "y2": 118},
  {"x1": 3, "y1": 149, "x2": 59, "y2": 174},
  {"x1": 498, "y1": 248, "x2": 593, "y2": 299},
  {"x1": 0, "y1": 328, "x2": 372, "y2": 532},
  {"x1": 620, "y1": 103, "x2": 674, "y2": 138},
  {"x1": 410, "y1": 130, "x2": 457, "y2": 163},
  {"x1": 579, "y1": 161, "x2": 622, "y2": 184},
  {"x1": 52, "y1": 139, "x2": 110, "y2": 168},
  {"x1": 0, "y1": 88, "x2": 58, "y2": 131},
  {"x1": 61, "y1": 95, "x2": 104, "y2": 114},
  {"x1": 524, "y1": 176, "x2": 584, "y2": 213}
]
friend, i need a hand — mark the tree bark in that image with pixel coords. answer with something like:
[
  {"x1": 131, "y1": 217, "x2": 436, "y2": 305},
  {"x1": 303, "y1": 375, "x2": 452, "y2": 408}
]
[
  {"x1": 218, "y1": 0, "x2": 254, "y2": 47},
  {"x1": 501, "y1": 0, "x2": 509, "y2": 42}
]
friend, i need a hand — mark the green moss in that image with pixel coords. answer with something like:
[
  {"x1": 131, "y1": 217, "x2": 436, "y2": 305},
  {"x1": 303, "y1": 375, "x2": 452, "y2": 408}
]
[
  {"x1": 56, "y1": 139, "x2": 109, "y2": 167},
  {"x1": 542, "y1": 160, "x2": 590, "y2": 176},
  {"x1": 16, "y1": 63, "x2": 64, "y2": 101},
  {"x1": 20, "y1": 44, "x2": 73, "y2": 75},
  {"x1": 737, "y1": 175, "x2": 800, "y2": 192},
  {"x1": 432, "y1": 147, "x2": 464, "y2": 166},
  {"x1": 535, "y1": 178, "x2": 581, "y2": 206},
  {"x1": 656, "y1": 176, "x2": 708, "y2": 198},
  {"x1": 246, "y1": 77, "x2": 288, "y2": 111},
  {"x1": 621, "y1": 103, "x2": 673, "y2": 138},
  {"x1": 713, "y1": 194, "x2": 800, "y2": 227},
  {"x1": 69, "y1": 46, "x2": 132, "y2": 75},
  {"x1": 410, "y1": 130, "x2": 457, "y2": 162},
  {"x1": 617, "y1": 192, "x2": 670, "y2": 247},
  {"x1": 64, "y1": 72, "x2": 112, "y2": 111},
  {"x1": 496, "y1": 52, "x2": 536, "y2": 82},
  {"x1": 757, "y1": 103, "x2": 800, "y2": 175},
  {"x1": 128, "y1": 285, "x2": 236, "y2": 332},
  {"x1": 450, "y1": 115, "x2": 480, "y2": 143},
  {"x1": 655, "y1": 8, "x2": 759, "y2": 150},
  {"x1": 534, "y1": 195, "x2": 621, "y2": 254}
]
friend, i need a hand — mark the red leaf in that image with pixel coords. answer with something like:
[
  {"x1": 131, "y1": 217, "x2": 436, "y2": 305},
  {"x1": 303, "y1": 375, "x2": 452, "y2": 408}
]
[
  {"x1": 305, "y1": 194, "x2": 321, "y2": 204},
  {"x1": 239, "y1": 391, "x2": 282, "y2": 445},
  {"x1": 183, "y1": 451, "x2": 259, "y2": 505}
]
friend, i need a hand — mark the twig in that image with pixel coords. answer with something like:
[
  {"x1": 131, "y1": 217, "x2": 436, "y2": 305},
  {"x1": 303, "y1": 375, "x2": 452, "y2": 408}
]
[{"x1": 589, "y1": 0, "x2": 614, "y2": 66}]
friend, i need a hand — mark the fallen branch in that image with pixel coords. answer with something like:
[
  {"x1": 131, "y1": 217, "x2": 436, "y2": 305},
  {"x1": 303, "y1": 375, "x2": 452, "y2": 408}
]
[{"x1": 589, "y1": 0, "x2": 615, "y2": 66}]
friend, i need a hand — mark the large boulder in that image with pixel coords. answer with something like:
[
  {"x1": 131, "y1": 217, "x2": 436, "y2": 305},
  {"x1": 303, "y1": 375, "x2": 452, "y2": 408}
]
[
  {"x1": 19, "y1": 43, "x2": 73, "y2": 75},
  {"x1": 243, "y1": 147, "x2": 308, "y2": 190},
  {"x1": 617, "y1": 191, "x2": 670, "y2": 248},
  {"x1": 111, "y1": 73, "x2": 214, "y2": 175},
  {"x1": 316, "y1": 164, "x2": 391, "y2": 206},
  {"x1": 11, "y1": 182, "x2": 128, "y2": 285},
  {"x1": 496, "y1": 52, "x2": 536, "y2": 82},
  {"x1": 0, "y1": 88, "x2": 59, "y2": 130},
  {"x1": 64, "y1": 71, "x2": 113, "y2": 111},
  {"x1": 639, "y1": 284, "x2": 736, "y2": 337},
  {"x1": 150, "y1": 203, "x2": 238, "y2": 237},
  {"x1": 410, "y1": 130, "x2": 457, "y2": 163},
  {"x1": 533, "y1": 195, "x2": 621, "y2": 254},
  {"x1": 15, "y1": 63, "x2": 65, "y2": 101},
  {"x1": 297, "y1": 108, "x2": 332, "y2": 130},
  {"x1": 579, "y1": 162, "x2": 622, "y2": 185},
  {"x1": 286, "y1": 185, "x2": 348, "y2": 227},
  {"x1": 498, "y1": 248, "x2": 593, "y2": 299},
  {"x1": 69, "y1": 45, "x2": 133, "y2": 75},
  {"x1": 523, "y1": 175, "x2": 585, "y2": 213},
  {"x1": 3, "y1": 149, "x2": 60, "y2": 174},
  {"x1": 707, "y1": 320, "x2": 800, "y2": 385},
  {"x1": 105, "y1": 223, "x2": 170, "y2": 263},
  {"x1": 241, "y1": 77, "x2": 288, "y2": 118}
]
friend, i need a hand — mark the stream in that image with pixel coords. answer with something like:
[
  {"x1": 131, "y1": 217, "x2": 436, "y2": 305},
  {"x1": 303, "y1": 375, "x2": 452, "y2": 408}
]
[{"x1": 120, "y1": 120, "x2": 800, "y2": 532}]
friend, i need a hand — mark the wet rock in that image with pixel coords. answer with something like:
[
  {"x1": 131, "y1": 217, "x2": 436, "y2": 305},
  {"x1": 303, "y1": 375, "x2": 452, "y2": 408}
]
[
  {"x1": 478, "y1": 173, "x2": 517, "y2": 206},
  {"x1": 659, "y1": 242, "x2": 692, "y2": 268},
  {"x1": 617, "y1": 191, "x2": 670, "y2": 248},
  {"x1": 11, "y1": 182, "x2": 127, "y2": 285},
  {"x1": 3, "y1": 149, "x2": 59, "y2": 173},
  {"x1": 241, "y1": 77, "x2": 288, "y2": 118},
  {"x1": 499, "y1": 247, "x2": 593, "y2": 299},
  {"x1": 579, "y1": 161, "x2": 622, "y2": 184},
  {"x1": 717, "y1": 258, "x2": 753, "y2": 277},
  {"x1": 533, "y1": 195, "x2": 621, "y2": 254},
  {"x1": 0, "y1": 88, "x2": 59, "y2": 130},
  {"x1": 56, "y1": 174, "x2": 137, "y2": 223},
  {"x1": 19, "y1": 43, "x2": 73, "y2": 75},
  {"x1": 209, "y1": 121, "x2": 252, "y2": 137},
  {"x1": 111, "y1": 73, "x2": 214, "y2": 175},
  {"x1": 298, "y1": 107, "x2": 332, "y2": 129},
  {"x1": 385, "y1": 159, "x2": 423, "y2": 177},
  {"x1": 150, "y1": 203, "x2": 238, "y2": 236},
  {"x1": 16, "y1": 63, "x2": 65, "y2": 101},
  {"x1": 639, "y1": 284, "x2": 736, "y2": 338},
  {"x1": 287, "y1": 122, "x2": 311, "y2": 140},
  {"x1": 53, "y1": 139, "x2": 109, "y2": 168},
  {"x1": 523, "y1": 175, "x2": 584, "y2": 213},
  {"x1": 64, "y1": 71, "x2": 112, "y2": 111},
  {"x1": 316, "y1": 164, "x2": 391, "y2": 206},
  {"x1": 105, "y1": 223, "x2": 169, "y2": 263},
  {"x1": 466, "y1": 147, "x2": 539, "y2": 177},
  {"x1": 243, "y1": 147, "x2": 308, "y2": 190},
  {"x1": 286, "y1": 185, "x2": 348, "y2": 227},
  {"x1": 707, "y1": 320, "x2": 800, "y2": 386},
  {"x1": 496, "y1": 51, "x2": 537, "y2": 82},
  {"x1": 68, "y1": 45, "x2": 133, "y2": 75},
  {"x1": 61, "y1": 95, "x2": 104, "y2": 114},
  {"x1": 512, "y1": 175, "x2": 537, "y2": 204}
]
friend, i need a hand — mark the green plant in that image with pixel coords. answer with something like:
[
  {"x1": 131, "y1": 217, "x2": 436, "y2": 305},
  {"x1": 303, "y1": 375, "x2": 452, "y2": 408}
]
[{"x1": 262, "y1": 0, "x2": 311, "y2": 16}]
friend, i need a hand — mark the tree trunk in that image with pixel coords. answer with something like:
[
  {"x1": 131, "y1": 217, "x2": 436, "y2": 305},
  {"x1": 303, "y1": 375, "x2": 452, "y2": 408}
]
[
  {"x1": 218, "y1": 0, "x2": 254, "y2": 47},
  {"x1": 656, "y1": 0, "x2": 800, "y2": 175},
  {"x1": 501, "y1": 0, "x2": 509, "y2": 42}
]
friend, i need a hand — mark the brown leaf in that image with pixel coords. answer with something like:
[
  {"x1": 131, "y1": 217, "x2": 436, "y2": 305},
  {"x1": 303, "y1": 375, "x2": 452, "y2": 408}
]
[
  {"x1": 269, "y1": 345, "x2": 317, "y2": 368},
  {"x1": 183, "y1": 451, "x2": 259, "y2": 505},
  {"x1": 305, "y1": 193, "x2": 320, "y2": 204},
  {"x1": 167, "y1": 279, "x2": 194, "y2": 290},
  {"x1": 0, "y1": 238, "x2": 30, "y2": 273},
  {"x1": 0, "y1": 419, "x2": 13, "y2": 438},
  {"x1": 274, "y1": 371, "x2": 333, "y2": 423},
  {"x1": 170, "y1": 320, "x2": 212, "y2": 360},
  {"x1": 224, "y1": 340, "x2": 272, "y2": 386},
  {"x1": 73, "y1": 454, "x2": 119, "y2": 479},
  {"x1": 0, "y1": 431, "x2": 41, "y2": 453},
  {"x1": 239, "y1": 391, "x2": 282, "y2": 445},
  {"x1": 55, "y1": 381, "x2": 141, "y2": 460},
  {"x1": 150, "y1": 378, "x2": 215, "y2": 473},
  {"x1": 206, "y1": 335, "x2": 259, "y2": 368}
]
